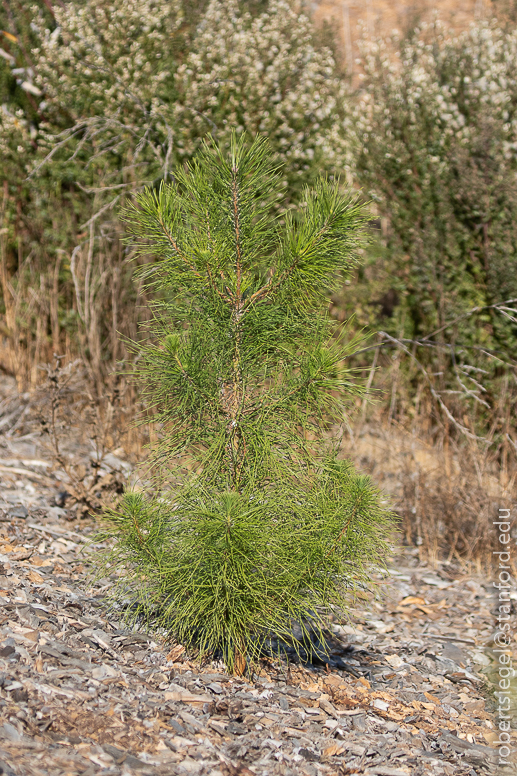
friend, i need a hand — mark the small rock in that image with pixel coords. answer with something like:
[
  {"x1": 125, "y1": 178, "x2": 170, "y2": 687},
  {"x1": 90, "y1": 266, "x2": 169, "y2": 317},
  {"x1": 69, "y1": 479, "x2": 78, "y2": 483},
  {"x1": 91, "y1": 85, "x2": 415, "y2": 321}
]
[
  {"x1": 0, "y1": 723, "x2": 22, "y2": 742},
  {"x1": 227, "y1": 721, "x2": 247, "y2": 736},
  {"x1": 121, "y1": 754, "x2": 151, "y2": 771},
  {"x1": 8, "y1": 506, "x2": 28, "y2": 519},
  {"x1": 54, "y1": 492, "x2": 70, "y2": 508},
  {"x1": 169, "y1": 719, "x2": 187, "y2": 736},
  {"x1": 90, "y1": 628, "x2": 113, "y2": 645},
  {"x1": 209, "y1": 720, "x2": 227, "y2": 735},
  {"x1": 351, "y1": 714, "x2": 367, "y2": 731},
  {"x1": 91, "y1": 664, "x2": 118, "y2": 679},
  {"x1": 199, "y1": 673, "x2": 228, "y2": 682},
  {"x1": 299, "y1": 748, "x2": 319, "y2": 762},
  {"x1": 179, "y1": 711, "x2": 204, "y2": 732},
  {"x1": 372, "y1": 698, "x2": 390, "y2": 711},
  {"x1": 441, "y1": 642, "x2": 465, "y2": 663},
  {"x1": 102, "y1": 744, "x2": 127, "y2": 764},
  {"x1": 12, "y1": 688, "x2": 28, "y2": 703},
  {"x1": 4, "y1": 681, "x2": 22, "y2": 692},
  {"x1": 0, "y1": 758, "x2": 17, "y2": 776}
]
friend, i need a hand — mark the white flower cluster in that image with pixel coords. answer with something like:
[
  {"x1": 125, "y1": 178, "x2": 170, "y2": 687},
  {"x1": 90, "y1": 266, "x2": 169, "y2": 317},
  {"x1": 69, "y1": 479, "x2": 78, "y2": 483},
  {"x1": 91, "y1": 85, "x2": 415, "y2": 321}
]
[
  {"x1": 170, "y1": 0, "x2": 350, "y2": 184},
  {"x1": 353, "y1": 19, "x2": 517, "y2": 334},
  {"x1": 1, "y1": 0, "x2": 349, "y2": 197},
  {"x1": 355, "y1": 20, "x2": 517, "y2": 196},
  {"x1": 32, "y1": 0, "x2": 183, "y2": 124},
  {"x1": 0, "y1": 104, "x2": 30, "y2": 162}
]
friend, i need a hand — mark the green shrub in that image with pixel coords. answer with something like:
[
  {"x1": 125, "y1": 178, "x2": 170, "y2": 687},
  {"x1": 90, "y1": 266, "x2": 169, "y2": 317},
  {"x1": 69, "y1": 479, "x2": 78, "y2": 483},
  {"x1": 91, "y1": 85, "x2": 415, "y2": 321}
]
[
  {"x1": 354, "y1": 20, "x2": 517, "y2": 351},
  {"x1": 96, "y1": 134, "x2": 393, "y2": 673}
]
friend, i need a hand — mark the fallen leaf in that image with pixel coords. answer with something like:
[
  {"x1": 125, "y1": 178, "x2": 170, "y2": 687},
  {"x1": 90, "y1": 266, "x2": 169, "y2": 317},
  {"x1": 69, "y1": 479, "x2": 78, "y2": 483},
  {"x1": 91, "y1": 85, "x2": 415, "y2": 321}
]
[
  {"x1": 386, "y1": 711, "x2": 408, "y2": 721},
  {"x1": 323, "y1": 743, "x2": 346, "y2": 757},
  {"x1": 330, "y1": 693, "x2": 360, "y2": 709},
  {"x1": 415, "y1": 606, "x2": 442, "y2": 619},
  {"x1": 375, "y1": 691, "x2": 396, "y2": 701},
  {"x1": 11, "y1": 550, "x2": 33, "y2": 561},
  {"x1": 166, "y1": 643, "x2": 185, "y2": 663},
  {"x1": 373, "y1": 698, "x2": 390, "y2": 711},
  {"x1": 1, "y1": 30, "x2": 18, "y2": 43},
  {"x1": 464, "y1": 699, "x2": 485, "y2": 714},
  {"x1": 324, "y1": 674, "x2": 345, "y2": 686},
  {"x1": 163, "y1": 684, "x2": 211, "y2": 704},
  {"x1": 385, "y1": 654, "x2": 404, "y2": 668},
  {"x1": 28, "y1": 570, "x2": 44, "y2": 583},
  {"x1": 399, "y1": 595, "x2": 426, "y2": 606},
  {"x1": 208, "y1": 719, "x2": 227, "y2": 736},
  {"x1": 31, "y1": 557, "x2": 53, "y2": 567},
  {"x1": 22, "y1": 629, "x2": 39, "y2": 643}
]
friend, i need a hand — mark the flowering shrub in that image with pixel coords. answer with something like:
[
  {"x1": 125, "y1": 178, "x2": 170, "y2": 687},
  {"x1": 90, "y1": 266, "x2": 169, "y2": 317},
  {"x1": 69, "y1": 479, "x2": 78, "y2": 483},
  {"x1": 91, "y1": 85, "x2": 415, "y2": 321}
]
[
  {"x1": 354, "y1": 20, "x2": 517, "y2": 347},
  {"x1": 23, "y1": 0, "x2": 347, "y2": 200},
  {"x1": 30, "y1": 0, "x2": 183, "y2": 189},
  {"x1": 171, "y1": 0, "x2": 349, "y2": 196},
  {"x1": 0, "y1": 0, "x2": 349, "y2": 384},
  {"x1": 33, "y1": 0, "x2": 183, "y2": 123}
]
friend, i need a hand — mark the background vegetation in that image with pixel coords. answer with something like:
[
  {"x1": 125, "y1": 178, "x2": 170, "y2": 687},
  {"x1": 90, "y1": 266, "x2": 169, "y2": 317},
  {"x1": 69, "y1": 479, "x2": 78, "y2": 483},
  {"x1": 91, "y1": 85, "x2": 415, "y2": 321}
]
[{"x1": 0, "y1": 0, "x2": 515, "y2": 566}]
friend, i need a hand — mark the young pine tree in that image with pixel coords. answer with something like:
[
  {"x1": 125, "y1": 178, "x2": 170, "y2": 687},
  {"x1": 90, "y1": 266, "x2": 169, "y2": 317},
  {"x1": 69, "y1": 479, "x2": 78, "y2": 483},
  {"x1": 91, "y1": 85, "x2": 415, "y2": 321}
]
[{"x1": 98, "y1": 134, "x2": 394, "y2": 673}]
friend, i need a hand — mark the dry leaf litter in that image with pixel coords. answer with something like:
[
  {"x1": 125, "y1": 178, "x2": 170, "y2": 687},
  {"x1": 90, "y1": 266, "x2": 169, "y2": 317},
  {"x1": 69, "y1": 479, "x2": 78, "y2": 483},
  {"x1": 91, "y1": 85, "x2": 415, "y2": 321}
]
[{"x1": 0, "y1": 379, "x2": 513, "y2": 776}]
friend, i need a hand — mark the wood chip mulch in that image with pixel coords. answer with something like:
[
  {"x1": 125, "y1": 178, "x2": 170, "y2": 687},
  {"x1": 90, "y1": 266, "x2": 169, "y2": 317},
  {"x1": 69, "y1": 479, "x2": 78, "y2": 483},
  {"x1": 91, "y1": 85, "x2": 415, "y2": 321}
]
[{"x1": 0, "y1": 440, "x2": 513, "y2": 776}]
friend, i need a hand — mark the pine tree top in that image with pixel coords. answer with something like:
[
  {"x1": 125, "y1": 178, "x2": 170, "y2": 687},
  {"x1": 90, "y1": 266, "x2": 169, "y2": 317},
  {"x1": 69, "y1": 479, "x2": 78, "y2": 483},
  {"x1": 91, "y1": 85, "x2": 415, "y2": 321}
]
[{"x1": 121, "y1": 133, "x2": 371, "y2": 490}]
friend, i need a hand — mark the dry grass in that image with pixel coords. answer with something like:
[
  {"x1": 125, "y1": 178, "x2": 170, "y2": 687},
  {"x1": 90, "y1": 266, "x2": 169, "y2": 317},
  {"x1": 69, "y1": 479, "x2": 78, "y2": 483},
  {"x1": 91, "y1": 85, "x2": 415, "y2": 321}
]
[
  {"x1": 315, "y1": 0, "x2": 507, "y2": 59},
  {"x1": 338, "y1": 345, "x2": 516, "y2": 572},
  {"x1": 341, "y1": 420, "x2": 513, "y2": 572},
  {"x1": 0, "y1": 183, "x2": 150, "y2": 396}
]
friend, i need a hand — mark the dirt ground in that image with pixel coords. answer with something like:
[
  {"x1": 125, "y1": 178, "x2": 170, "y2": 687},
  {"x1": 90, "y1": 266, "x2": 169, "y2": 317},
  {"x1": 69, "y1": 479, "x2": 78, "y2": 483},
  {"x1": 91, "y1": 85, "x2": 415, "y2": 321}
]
[{"x1": 0, "y1": 375, "x2": 515, "y2": 775}]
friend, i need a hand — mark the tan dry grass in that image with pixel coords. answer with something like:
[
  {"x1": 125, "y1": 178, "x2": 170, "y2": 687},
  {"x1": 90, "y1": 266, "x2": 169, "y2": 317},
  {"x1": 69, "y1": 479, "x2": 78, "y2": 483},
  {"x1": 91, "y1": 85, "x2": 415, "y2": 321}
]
[{"x1": 340, "y1": 416, "x2": 515, "y2": 573}]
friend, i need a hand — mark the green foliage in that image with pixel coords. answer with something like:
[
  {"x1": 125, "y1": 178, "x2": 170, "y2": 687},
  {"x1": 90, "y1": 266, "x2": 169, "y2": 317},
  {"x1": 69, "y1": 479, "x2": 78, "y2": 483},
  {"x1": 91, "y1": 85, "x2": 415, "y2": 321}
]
[
  {"x1": 0, "y1": 0, "x2": 350, "y2": 385},
  {"x1": 353, "y1": 21, "x2": 517, "y2": 353},
  {"x1": 97, "y1": 134, "x2": 393, "y2": 672},
  {"x1": 325, "y1": 19, "x2": 517, "y2": 449}
]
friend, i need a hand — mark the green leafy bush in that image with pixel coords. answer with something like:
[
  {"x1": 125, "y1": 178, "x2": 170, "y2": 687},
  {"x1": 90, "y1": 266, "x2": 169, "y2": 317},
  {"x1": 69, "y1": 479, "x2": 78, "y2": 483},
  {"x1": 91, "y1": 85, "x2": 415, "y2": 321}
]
[
  {"x1": 354, "y1": 20, "x2": 517, "y2": 350},
  {"x1": 330, "y1": 19, "x2": 517, "y2": 451},
  {"x1": 97, "y1": 134, "x2": 393, "y2": 673}
]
